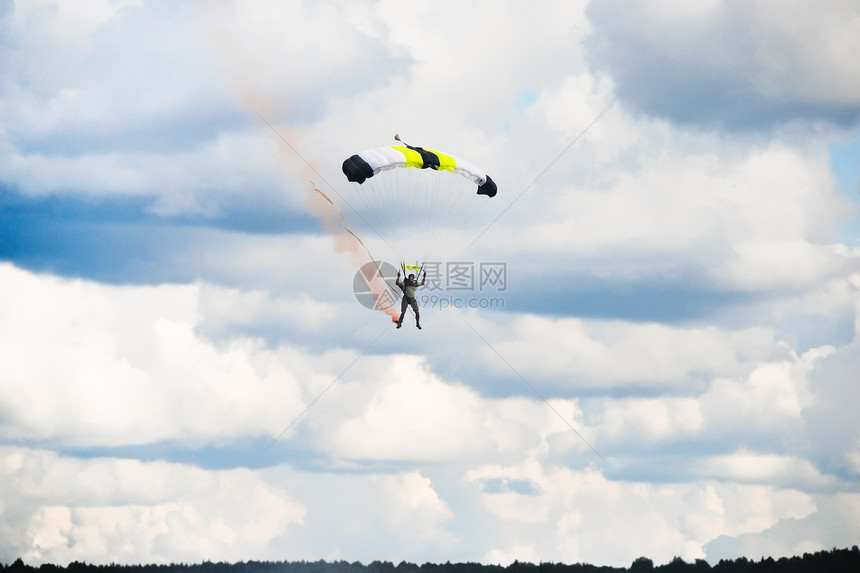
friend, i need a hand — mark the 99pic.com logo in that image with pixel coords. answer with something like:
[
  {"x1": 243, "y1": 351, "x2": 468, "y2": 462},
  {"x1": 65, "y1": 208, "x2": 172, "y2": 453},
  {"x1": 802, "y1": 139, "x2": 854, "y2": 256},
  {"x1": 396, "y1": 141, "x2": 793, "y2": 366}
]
[{"x1": 353, "y1": 260, "x2": 399, "y2": 311}]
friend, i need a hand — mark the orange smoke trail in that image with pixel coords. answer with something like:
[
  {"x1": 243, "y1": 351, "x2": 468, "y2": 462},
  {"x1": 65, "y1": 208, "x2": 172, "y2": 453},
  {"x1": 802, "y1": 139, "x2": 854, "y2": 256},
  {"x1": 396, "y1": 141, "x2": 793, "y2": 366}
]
[
  {"x1": 309, "y1": 185, "x2": 401, "y2": 322},
  {"x1": 205, "y1": 10, "x2": 398, "y2": 322},
  {"x1": 256, "y1": 116, "x2": 400, "y2": 323},
  {"x1": 355, "y1": 258, "x2": 401, "y2": 324}
]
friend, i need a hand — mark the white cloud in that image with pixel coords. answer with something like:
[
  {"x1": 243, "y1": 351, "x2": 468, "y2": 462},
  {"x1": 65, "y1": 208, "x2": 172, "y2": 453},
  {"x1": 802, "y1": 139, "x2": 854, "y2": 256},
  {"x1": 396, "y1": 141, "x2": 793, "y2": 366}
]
[
  {"x1": 0, "y1": 259, "x2": 858, "y2": 565},
  {"x1": 325, "y1": 354, "x2": 558, "y2": 463},
  {"x1": 0, "y1": 447, "x2": 305, "y2": 565},
  {"x1": 699, "y1": 346, "x2": 832, "y2": 445},
  {"x1": 487, "y1": 135, "x2": 857, "y2": 291},
  {"x1": 0, "y1": 0, "x2": 406, "y2": 215},
  {"x1": 0, "y1": 263, "x2": 313, "y2": 446},
  {"x1": 374, "y1": 470, "x2": 456, "y2": 547},
  {"x1": 693, "y1": 452, "x2": 838, "y2": 490},
  {"x1": 466, "y1": 460, "x2": 818, "y2": 567},
  {"x1": 704, "y1": 493, "x2": 860, "y2": 562},
  {"x1": 198, "y1": 285, "x2": 339, "y2": 337},
  {"x1": 585, "y1": 0, "x2": 860, "y2": 128},
  {"x1": 3, "y1": 0, "x2": 140, "y2": 90},
  {"x1": 598, "y1": 397, "x2": 703, "y2": 444},
  {"x1": 739, "y1": 1, "x2": 860, "y2": 105},
  {"x1": 204, "y1": 0, "x2": 405, "y2": 120},
  {"x1": 467, "y1": 313, "x2": 778, "y2": 390},
  {"x1": 1, "y1": 0, "x2": 860, "y2": 567}
]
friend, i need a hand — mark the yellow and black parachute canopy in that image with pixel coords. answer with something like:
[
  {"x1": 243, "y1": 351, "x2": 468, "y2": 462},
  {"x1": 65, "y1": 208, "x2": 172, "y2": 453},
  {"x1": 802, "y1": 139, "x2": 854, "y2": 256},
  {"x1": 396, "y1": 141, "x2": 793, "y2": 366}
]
[{"x1": 342, "y1": 143, "x2": 497, "y2": 198}]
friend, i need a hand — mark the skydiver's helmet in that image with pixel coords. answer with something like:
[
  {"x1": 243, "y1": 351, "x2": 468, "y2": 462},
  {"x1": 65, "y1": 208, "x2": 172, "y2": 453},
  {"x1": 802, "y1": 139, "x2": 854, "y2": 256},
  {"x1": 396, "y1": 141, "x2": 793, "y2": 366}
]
[{"x1": 408, "y1": 274, "x2": 415, "y2": 280}]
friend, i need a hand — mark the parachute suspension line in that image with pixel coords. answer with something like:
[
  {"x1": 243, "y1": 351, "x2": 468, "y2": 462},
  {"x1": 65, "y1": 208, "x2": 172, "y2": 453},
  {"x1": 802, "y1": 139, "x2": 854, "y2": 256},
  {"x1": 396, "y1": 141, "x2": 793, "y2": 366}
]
[
  {"x1": 312, "y1": 183, "x2": 400, "y2": 302},
  {"x1": 350, "y1": 169, "x2": 407, "y2": 264},
  {"x1": 352, "y1": 180, "x2": 386, "y2": 243},
  {"x1": 421, "y1": 172, "x2": 483, "y2": 259},
  {"x1": 392, "y1": 167, "x2": 408, "y2": 258},
  {"x1": 387, "y1": 166, "x2": 406, "y2": 253},
  {"x1": 399, "y1": 167, "x2": 412, "y2": 255},
  {"x1": 381, "y1": 168, "x2": 404, "y2": 262},
  {"x1": 398, "y1": 166, "x2": 488, "y2": 264},
  {"x1": 408, "y1": 168, "x2": 424, "y2": 260},
  {"x1": 253, "y1": 109, "x2": 402, "y2": 258},
  {"x1": 397, "y1": 166, "x2": 424, "y2": 264},
  {"x1": 370, "y1": 176, "x2": 405, "y2": 262},
  {"x1": 403, "y1": 166, "x2": 455, "y2": 264},
  {"x1": 342, "y1": 137, "x2": 499, "y2": 267},
  {"x1": 392, "y1": 167, "x2": 410, "y2": 260},
  {"x1": 393, "y1": 134, "x2": 446, "y2": 264},
  {"x1": 435, "y1": 174, "x2": 468, "y2": 235},
  {"x1": 404, "y1": 166, "x2": 423, "y2": 261},
  {"x1": 422, "y1": 165, "x2": 445, "y2": 257},
  {"x1": 451, "y1": 178, "x2": 490, "y2": 239},
  {"x1": 423, "y1": 169, "x2": 445, "y2": 264}
]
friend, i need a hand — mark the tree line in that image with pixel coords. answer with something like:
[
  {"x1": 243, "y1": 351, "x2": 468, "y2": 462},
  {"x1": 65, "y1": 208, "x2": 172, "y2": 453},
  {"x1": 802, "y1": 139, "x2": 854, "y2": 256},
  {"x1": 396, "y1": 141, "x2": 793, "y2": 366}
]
[{"x1": 2, "y1": 546, "x2": 858, "y2": 573}]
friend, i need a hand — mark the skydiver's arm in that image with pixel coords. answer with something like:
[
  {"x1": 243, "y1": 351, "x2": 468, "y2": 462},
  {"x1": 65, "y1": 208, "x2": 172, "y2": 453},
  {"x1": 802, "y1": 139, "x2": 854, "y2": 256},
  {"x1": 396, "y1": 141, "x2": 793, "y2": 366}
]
[{"x1": 395, "y1": 272, "x2": 403, "y2": 288}]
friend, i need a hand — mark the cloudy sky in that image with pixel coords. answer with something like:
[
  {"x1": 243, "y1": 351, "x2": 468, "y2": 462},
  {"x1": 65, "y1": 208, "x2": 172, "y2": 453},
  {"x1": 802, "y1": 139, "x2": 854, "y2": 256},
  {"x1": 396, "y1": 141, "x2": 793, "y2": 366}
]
[{"x1": 2, "y1": 0, "x2": 860, "y2": 568}]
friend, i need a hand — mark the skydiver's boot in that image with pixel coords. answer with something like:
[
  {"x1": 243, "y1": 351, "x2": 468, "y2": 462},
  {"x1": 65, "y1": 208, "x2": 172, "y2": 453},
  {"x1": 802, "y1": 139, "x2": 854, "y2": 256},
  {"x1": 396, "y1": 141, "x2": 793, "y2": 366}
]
[
  {"x1": 415, "y1": 311, "x2": 421, "y2": 330},
  {"x1": 396, "y1": 311, "x2": 404, "y2": 328}
]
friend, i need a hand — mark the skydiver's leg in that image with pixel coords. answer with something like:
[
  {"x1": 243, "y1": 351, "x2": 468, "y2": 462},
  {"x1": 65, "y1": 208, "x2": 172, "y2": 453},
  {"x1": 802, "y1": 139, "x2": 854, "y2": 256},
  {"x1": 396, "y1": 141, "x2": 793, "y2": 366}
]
[
  {"x1": 412, "y1": 299, "x2": 421, "y2": 329},
  {"x1": 397, "y1": 297, "x2": 407, "y2": 328}
]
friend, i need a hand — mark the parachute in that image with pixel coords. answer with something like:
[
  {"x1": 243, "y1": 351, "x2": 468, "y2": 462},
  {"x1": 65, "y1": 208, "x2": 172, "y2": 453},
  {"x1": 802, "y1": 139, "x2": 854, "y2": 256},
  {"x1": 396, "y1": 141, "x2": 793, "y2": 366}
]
[
  {"x1": 338, "y1": 137, "x2": 498, "y2": 267},
  {"x1": 343, "y1": 143, "x2": 497, "y2": 198}
]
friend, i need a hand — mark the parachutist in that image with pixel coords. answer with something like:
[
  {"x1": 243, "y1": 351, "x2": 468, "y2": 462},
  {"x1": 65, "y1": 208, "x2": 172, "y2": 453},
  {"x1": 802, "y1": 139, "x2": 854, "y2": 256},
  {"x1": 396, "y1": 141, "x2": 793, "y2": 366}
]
[
  {"x1": 338, "y1": 141, "x2": 497, "y2": 331},
  {"x1": 395, "y1": 270, "x2": 426, "y2": 330}
]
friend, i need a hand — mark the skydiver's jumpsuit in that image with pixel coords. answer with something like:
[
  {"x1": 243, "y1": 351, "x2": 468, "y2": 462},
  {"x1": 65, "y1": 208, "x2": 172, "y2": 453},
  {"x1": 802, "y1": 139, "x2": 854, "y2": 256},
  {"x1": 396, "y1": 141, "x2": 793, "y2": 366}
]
[{"x1": 396, "y1": 274, "x2": 425, "y2": 327}]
